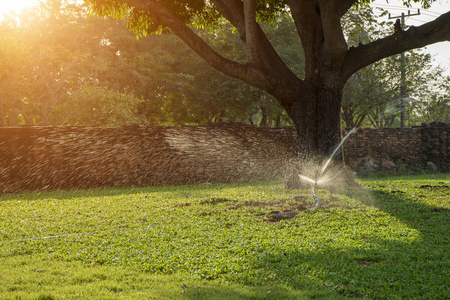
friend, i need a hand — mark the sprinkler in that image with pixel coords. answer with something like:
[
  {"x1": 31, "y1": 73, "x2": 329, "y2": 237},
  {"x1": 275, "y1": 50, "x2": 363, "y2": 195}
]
[
  {"x1": 310, "y1": 181, "x2": 321, "y2": 212},
  {"x1": 298, "y1": 128, "x2": 358, "y2": 212},
  {"x1": 298, "y1": 174, "x2": 320, "y2": 212},
  {"x1": 298, "y1": 175, "x2": 320, "y2": 212}
]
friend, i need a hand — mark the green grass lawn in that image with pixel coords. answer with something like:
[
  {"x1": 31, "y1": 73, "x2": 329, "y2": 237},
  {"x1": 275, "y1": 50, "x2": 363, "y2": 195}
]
[{"x1": 1, "y1": 173, "x2": 449, "y2": 299}]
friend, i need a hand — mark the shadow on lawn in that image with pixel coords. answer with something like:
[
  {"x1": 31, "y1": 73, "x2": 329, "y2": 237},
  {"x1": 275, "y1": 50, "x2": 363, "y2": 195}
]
[
  {"x1": 248, "y1": 187, "x2": 449, "y2": 298},
  {"x1": 180, "y1": 283, "x2": 338, "y2": 300}
]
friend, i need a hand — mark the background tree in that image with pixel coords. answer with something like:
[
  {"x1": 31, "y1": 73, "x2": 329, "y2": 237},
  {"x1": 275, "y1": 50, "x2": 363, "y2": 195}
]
[
  {"x1": 341, "y1": 6, "x2": 449, "y2": 128},
  {"x1": 54, "y1": 86, "x2": 143, "y2": 126},
  {"x1": 85, "y1": 0, "x2": 450, "y2": 159},
  {"x1": 0, "y1": 27, "x2": 28, "y2": 126},
  {"x1": 406, "y1": 67, "x2": 449, "y2": 125},
  {"x1": 0, "y1": 0, "x2": 151, "y2": 126}
]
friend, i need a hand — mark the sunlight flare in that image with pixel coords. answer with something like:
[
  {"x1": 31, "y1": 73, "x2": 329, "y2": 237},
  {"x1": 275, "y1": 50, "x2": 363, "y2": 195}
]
[{"x1": 0, "y1": 0, "x2": 40, "y2": 16}]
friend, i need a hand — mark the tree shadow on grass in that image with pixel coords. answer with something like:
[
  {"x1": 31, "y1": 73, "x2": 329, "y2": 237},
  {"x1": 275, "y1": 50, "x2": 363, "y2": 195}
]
[
  {"x1": 245, "y1": 186, "x2": 449, "y2": 298},
  {"x1": 181, "y1": 282, "x2": 340, "y2": 300}
]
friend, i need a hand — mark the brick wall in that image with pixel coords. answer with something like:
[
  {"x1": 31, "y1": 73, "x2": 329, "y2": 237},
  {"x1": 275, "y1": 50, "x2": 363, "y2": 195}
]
[
  {"x1": 0, "y1": 122, "x2": 448, "y2": 193},
  {"x1": 0, "y1": 124, "x2": 297, "y2": 193},
  {"x1": 343, "y1": 122, "x2": 449, "y2": 173}
]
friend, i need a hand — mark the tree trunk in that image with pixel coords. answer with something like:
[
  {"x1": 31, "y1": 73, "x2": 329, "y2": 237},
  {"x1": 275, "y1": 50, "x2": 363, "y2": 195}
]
[
  {"x1": 274, "y1": 114, "x2": 281, "y2": 128},
  {"x1": 259, "y1": 105, "x2": 268, "y2": 127},
  {"x1": 283, "y1": 82, "x2": 356, "y2": 190},
  {"x1": 286, "y1": 84, "x2": 342, "y2": 161}
]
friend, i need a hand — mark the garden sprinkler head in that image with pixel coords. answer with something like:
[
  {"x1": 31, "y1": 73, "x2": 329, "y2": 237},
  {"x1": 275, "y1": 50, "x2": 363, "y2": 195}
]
[
  {"x1": 310, "y1": 189, "x2": 321, "y2": 212},
  {"x1": 298, "y1": 174, "x2": 321, "y2": 212}
]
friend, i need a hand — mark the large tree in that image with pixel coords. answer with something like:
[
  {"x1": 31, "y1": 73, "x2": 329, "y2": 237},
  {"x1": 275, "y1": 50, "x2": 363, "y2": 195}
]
[{"x1": 85, "y1": 0, "x2": 450, "y2": 158}]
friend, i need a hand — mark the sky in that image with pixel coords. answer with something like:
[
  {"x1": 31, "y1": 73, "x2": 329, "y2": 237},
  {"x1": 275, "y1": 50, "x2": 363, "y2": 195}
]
[{"x1": 0, "y1": 0, "x2": 449, "y2": 74}]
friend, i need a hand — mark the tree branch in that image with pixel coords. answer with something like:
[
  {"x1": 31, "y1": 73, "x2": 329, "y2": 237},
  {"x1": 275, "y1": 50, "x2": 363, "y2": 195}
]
[
  {"x1": 287, "y1": 0, "x2": 322, "y2": 81},
  {"x1": 121, "y1": 0, "x2": 274, "y2": 91},
  {"x1": 318, "y1": 0, "x2": 348, "y2": 64},
  {"x1": 243, "y1": 0, "x2": 264, "y2": 67},
  {"x1": 212, "y1": 0, "x2": 299, "y2": 79},
  {"x1": 341, "y1": 10, "x2": 450, "y2": 81},
  {"x1": 211, "y1": 0, "x2": 246, "y2": 39},
  {"x1": 115, "y1": 0, "x2": 305, "y2": 107}
]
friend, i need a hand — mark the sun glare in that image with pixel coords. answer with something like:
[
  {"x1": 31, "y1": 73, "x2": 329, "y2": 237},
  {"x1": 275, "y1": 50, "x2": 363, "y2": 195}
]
[{"x1": 0, "y1": 0, "x2": 40, "y2": 17}]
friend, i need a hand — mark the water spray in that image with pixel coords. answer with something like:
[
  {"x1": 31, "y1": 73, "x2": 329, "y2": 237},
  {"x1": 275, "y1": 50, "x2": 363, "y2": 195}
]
[
  {"x1": 299, "y1": 128, "x2": 358, "y2": 212},
  {"x1": 317, "y1": 127, "x2": 358, "y2": 177}
]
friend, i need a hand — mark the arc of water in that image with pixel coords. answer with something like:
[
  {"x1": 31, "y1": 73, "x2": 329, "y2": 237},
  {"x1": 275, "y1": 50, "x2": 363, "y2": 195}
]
[
  {"x1": 317, "y1": 127, "x2": 358, "y2": 179},
  {"x1": 298, "y1": 128, "x2": 358, "y2": 212},
  {"x1": 298, "y1": 175, "x2": 316, "y2": 185}
]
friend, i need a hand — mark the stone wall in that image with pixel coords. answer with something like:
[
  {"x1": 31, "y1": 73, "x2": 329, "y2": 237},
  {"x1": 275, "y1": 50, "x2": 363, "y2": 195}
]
[
  {"x1": 0, "y1": 122, "x2": 448, "y2": 193},
  {"x1": 343, "y1": 122, "x2": 449, "y2": 173},
  {"x1": 0, "y1": 124, "x2": 297, "y2": 193}
]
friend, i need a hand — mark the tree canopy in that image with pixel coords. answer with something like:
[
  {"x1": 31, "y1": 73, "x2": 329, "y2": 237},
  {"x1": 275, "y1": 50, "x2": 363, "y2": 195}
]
[
  {"x1": 84, "y1": 0, "x2": 450, "y2": 157},
  {"x1": 85, "y1": 0, "x2": 450, "y2": 85}
]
